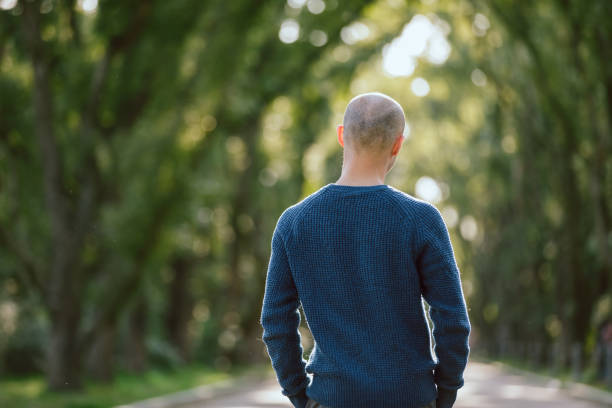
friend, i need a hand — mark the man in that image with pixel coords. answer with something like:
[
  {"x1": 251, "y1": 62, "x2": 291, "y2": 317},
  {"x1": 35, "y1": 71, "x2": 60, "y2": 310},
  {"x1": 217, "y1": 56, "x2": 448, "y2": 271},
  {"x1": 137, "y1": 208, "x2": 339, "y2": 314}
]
[{"x1": 260, "y1": 92, "x2": 471, "y2": 408}]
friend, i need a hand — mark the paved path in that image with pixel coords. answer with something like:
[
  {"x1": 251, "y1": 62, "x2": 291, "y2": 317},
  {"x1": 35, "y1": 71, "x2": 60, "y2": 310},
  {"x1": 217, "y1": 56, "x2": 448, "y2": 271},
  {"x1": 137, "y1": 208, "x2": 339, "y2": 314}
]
[{"x1": 200, "y1": 361, "x2": 607, "y2": 408}]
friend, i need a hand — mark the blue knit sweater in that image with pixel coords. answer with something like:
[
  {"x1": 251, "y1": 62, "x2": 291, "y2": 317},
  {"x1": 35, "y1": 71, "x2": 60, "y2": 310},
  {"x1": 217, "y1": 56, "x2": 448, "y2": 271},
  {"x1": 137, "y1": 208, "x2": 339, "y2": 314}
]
[{"x1": 260, "y1": 183, "x2": 471, "y2": 408}]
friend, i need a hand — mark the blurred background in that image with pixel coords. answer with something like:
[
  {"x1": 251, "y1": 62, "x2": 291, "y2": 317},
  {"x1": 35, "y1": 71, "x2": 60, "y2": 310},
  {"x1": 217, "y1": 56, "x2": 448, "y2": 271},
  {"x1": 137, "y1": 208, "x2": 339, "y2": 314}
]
[{"x1": 0, "y1": 0, "x2": 611, "y2": 406}]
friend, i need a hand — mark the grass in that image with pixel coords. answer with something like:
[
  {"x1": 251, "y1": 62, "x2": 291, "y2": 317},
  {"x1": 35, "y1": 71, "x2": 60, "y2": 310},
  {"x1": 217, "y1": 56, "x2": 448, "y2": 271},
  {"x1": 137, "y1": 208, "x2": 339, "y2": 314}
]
[{"x1": 0, "y1": 364, "x2": 272, "y2": 408}]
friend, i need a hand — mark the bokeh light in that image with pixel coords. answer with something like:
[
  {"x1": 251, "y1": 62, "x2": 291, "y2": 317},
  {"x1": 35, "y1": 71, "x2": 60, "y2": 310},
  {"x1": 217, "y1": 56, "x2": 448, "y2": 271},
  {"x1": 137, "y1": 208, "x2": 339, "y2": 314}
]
[{"x1": 279, "y1": 19, "x2": 300, "y2": 44}]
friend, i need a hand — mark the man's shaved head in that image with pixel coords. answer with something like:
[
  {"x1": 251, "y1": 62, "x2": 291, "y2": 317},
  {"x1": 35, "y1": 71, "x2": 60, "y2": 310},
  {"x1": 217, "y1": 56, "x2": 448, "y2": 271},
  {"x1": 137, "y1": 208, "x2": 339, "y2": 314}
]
[{"x1": 342, "y1": 92, "x2": 405, "y2": 154}]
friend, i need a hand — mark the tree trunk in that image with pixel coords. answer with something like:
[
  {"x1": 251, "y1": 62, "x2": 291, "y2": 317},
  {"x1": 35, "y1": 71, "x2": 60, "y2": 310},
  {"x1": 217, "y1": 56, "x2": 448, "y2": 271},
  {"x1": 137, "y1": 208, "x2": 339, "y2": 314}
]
[
  {"x1": 47, "y1": 302, "x2": 82, "y2": 390},
  {"x1": 165, "y1": 257, "x2": 193, "y2": 362},
  {"x1": 126, "y1": 297, "x2": 148, "y2": 373},
  {"x1": 22, "y1": 1, "x2": 86, "y2": 390},
  {"x1": 86, "y1": 322, "x2": 116, "y2": 382}
]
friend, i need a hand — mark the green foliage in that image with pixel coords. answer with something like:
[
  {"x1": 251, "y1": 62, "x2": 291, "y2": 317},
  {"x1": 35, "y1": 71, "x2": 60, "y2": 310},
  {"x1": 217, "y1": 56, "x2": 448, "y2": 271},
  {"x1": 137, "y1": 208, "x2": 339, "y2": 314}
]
[{"x1": 0, "y1": 0, "x2": 610, "y2": 399}]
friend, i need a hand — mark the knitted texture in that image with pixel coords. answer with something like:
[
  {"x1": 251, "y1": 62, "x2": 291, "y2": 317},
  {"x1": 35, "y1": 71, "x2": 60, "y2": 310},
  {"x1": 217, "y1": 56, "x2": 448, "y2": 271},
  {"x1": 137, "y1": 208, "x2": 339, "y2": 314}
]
[{"x1": 260, "y1": 183, "x2": 471, "y2": 408}]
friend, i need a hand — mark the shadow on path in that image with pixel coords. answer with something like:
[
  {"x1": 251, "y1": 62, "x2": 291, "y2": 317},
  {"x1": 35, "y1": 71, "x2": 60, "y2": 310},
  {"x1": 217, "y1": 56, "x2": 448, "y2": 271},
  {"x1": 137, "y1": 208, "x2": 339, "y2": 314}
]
[{"x1": 455, "y1": 361, "x2": 603, "y2": 408}]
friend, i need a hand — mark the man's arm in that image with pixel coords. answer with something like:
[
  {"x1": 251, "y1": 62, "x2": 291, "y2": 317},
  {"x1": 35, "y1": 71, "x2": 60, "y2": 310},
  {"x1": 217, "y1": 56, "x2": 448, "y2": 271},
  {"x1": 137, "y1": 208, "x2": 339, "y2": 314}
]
[
  {"x1": 260, "y1": 213, "x2": 309, "y2": 408},
  {"x1": 416, "y1": 204, "x2": 471, "y2": 408}
]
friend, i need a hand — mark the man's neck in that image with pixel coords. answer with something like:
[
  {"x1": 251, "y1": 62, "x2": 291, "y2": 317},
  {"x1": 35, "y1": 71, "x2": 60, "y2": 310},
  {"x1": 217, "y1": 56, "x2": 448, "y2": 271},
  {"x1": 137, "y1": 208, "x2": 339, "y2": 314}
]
[
  {"x1": 335, "y1": 172, "x2": 386, "y2": 186},
  {"x1": 335, "y1": 153, "x2": 389, "y2": 186}
]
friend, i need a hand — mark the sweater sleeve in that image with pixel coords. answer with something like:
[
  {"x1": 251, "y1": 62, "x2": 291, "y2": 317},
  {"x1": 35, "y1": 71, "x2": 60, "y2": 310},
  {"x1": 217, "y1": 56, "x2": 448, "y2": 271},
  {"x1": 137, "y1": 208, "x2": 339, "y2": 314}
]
[
  {"x1": 416, "y1": 204, "x2": 471, "y2": 408},
  {"x1": 260, "y1": 212, "x2": 310, "y2": 408}
]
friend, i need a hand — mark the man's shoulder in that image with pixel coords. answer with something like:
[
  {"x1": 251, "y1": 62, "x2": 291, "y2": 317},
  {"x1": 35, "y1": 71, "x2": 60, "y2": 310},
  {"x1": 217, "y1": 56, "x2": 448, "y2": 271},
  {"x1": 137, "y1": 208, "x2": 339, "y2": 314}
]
[
  {"x1": 385, "y1": 185, "x2": 441, "y2": 221},
  {"x1": 275, "y1": 186, "x2": 328, "y2": 233},
  {"x1": 385, "y1": 187, "x2": 449, "y2": 250}
]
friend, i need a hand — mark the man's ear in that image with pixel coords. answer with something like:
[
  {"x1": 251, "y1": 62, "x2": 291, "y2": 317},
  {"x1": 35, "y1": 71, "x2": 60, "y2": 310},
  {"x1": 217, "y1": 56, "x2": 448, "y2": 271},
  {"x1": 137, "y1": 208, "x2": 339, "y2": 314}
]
[
  {"x1": 337, "y1": 125, "x2": 344, "y2": 147},
  {"x1": 390, "y1": 133, "x2": 404, "y2": 156}
]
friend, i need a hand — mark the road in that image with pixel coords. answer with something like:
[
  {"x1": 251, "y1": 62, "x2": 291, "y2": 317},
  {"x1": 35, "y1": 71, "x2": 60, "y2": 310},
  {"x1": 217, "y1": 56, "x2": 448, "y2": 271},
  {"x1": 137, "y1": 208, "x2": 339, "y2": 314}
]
[{"x1": 200, "y1": 361, "x2": 606, "y2": 408}]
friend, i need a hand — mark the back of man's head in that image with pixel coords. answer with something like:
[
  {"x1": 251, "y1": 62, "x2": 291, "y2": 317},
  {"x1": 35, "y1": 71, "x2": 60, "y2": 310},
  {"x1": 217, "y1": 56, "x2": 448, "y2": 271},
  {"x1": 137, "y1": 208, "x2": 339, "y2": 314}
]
[{"x1": 342, "y1": 92, "x2": 405, "y2": 155}]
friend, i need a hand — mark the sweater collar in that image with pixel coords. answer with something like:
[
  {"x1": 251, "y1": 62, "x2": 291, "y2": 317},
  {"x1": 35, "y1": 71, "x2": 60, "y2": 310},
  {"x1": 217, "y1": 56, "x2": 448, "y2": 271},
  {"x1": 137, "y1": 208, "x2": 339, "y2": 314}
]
[{"x1": 323, "y1": 183, "x2": 389, "y2": 193}]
